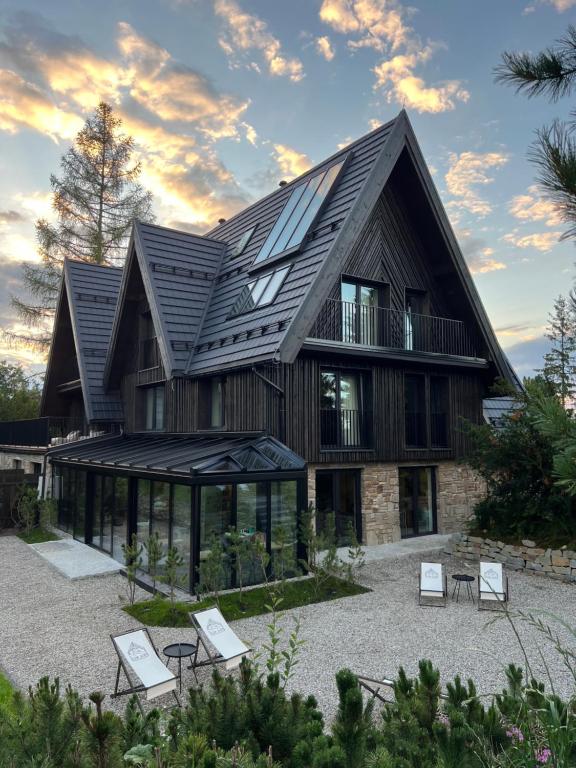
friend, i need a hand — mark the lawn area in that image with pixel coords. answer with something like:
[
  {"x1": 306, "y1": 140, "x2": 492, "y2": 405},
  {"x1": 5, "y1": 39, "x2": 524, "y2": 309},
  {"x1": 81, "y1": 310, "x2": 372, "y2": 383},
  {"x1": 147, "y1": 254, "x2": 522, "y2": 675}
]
[
  {"x1": 0, "y1": 670, "x2": 14, "y2": 713},
  {"x1": 17, "y1": 528, "x2": 60, "y2": 544},
  {"x1": 125, "y1": 575, "x2": 370, "y2": 627}
]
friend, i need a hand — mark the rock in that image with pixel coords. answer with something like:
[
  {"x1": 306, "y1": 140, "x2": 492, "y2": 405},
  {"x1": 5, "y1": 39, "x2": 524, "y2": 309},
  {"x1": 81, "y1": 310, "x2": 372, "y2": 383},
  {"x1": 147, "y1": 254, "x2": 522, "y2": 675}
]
[
  {"x1": 521, "y1": 539, "x2": 536, "y2": 548},
  {"x1": 551, "y1": 556, "x2": 570, "y2": 567},
  {"x1": 552, "y1": 565, "x2": 570, "y2": 575},
  {"x1": 505, "y1": 557, "x2": 525, "y2": 570}
]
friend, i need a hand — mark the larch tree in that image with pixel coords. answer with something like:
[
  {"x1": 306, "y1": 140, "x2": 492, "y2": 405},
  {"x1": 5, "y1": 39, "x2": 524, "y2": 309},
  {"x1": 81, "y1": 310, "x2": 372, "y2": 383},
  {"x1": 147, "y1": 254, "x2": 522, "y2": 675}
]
[
  {"x1": 495, "y1": 25, "x2": 576, "y2": 241},
  {"x1": 539, "y1": 294, "x2": 576, "y2": 408},
  {"x1": 10, "y1": 102, "x2": 154, "y2": 349}
]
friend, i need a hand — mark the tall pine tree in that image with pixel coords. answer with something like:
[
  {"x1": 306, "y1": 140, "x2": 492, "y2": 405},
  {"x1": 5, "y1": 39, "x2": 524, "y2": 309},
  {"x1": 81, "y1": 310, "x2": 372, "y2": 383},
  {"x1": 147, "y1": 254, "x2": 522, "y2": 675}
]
[
  {"x1": 539, "y1": 294, "x2": 576, "y2": 408},
  {"x1": 10, "y1": 102, "x2": 153, "y2": 349}
]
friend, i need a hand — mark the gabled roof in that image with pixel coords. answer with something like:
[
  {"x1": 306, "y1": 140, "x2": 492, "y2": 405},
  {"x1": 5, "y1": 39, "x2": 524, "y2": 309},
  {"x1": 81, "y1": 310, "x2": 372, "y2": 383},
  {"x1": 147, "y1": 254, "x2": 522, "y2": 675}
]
[
  {"x1": 104, "y1": 110, "x2": 518, "y2": 388},
  {"x1": 47, "y1": 432, "x2": 306, "y2": 479},
  {"x1": 104, "y1": 221, "x2": 226, "y2": 384},
  {"x1": 42, "y1": 260, "x2": 124, "y2": 422}
]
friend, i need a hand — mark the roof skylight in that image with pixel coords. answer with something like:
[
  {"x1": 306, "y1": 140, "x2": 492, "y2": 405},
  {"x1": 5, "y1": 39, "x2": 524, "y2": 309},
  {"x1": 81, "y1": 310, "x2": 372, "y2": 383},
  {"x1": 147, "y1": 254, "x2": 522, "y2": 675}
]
[
  {"x1": 253, "y1": 156, "x2": 347, "y2": 266},
  {"x1": 231, "y1": 225, "x2": 257, "y2": 258},
  {"x1": 229, "y1": 265, "x2": 291, "y2": 317}
]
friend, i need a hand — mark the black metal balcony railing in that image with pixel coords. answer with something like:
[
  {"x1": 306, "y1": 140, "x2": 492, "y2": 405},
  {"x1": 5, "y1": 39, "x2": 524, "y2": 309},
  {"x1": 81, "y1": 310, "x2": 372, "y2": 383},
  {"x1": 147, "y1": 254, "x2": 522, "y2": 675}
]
[
  {"x1": 0, "y1": 417, "x2": 86, "y2": 447},
  {"x1": 320, "y1": 408, "x2": 372, "y2": 449},
  {"x1": 309, "y1": 299, "x2": 480, "y2": 358}
]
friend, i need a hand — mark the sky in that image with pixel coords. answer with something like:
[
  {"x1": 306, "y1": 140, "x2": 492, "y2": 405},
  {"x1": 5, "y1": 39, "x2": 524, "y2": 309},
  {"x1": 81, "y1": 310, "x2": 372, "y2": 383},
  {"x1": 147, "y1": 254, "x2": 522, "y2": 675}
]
[{"x1": 0, "y1": 0, "x2": 574, "y2": 378}]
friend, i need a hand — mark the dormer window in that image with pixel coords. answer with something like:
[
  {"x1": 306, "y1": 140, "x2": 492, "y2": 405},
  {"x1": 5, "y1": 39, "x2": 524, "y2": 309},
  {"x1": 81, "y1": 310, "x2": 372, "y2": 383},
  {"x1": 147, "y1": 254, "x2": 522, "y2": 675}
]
[{"x1": 252, "y1": 156, "x2": 349, "y2": 267}]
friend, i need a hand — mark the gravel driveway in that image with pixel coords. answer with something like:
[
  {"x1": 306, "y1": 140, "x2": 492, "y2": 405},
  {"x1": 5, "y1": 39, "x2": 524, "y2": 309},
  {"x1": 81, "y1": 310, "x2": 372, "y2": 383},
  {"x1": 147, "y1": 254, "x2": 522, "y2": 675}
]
[{"x1": 1, "y1": 536, "x2": 575, "y2": 721}]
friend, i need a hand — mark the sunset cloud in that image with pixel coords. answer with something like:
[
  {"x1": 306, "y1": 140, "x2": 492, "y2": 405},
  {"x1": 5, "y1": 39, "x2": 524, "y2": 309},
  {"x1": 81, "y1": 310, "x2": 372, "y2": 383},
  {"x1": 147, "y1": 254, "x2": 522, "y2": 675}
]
[
  {"x1": 320, "y1": 0, "x2": 468, "y2": 113},
  {"x1": 457, "y1": 228, "x2": 506, "y2": 275},
  {"x1": 272, "y1": 144, "x2": 312, "y2": 180},
  {"x1": 445, "y1": 151, "x2": 509, "y2": 217},
  {"x1": 502, "y1": 230, "x2": 562, "y2": 252},
  {"x1": 508, "y1": 185, "x2": 563, "y2": 227},
  {"x1": 214, "y1": 0, "x2": 304, "y2": 82},
  {"x1": 525, "y1": 0, "x2": 576, "y2": 12},
  {"x1": 316, "y1": 36, "x2": 336, "y2": 61}
]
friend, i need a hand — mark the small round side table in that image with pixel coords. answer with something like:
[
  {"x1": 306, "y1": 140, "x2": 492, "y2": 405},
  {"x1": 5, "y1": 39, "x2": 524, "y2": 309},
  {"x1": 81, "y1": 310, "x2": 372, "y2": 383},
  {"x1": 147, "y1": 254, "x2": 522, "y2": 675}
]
[
  {"x1": 451, "y1": 574, "x2": 475, "y2": 603},
  {"x1": 163, "y1": 642, "x2": 197, "y2": 692}
]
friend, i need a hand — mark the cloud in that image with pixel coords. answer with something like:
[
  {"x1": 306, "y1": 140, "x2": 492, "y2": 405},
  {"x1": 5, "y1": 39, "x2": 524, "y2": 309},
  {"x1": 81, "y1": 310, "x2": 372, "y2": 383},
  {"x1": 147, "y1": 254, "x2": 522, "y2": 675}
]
[
  {"x1": 524, "y1": 0, "x2": 576, "y2": 12},
  {"x1": 445, "y1": 151, "x2": 509, "y2": 217},
  {"x1": 214, "y1": 0, "x2": 304, "y2": 82},
  {"x1": 0, "y1": 210, "x2": 25, "y2": 226},
  {"x1": 272, "y1": 144, "x2": 312, "y2": 179},
  {"x1": 508, "y1": 184, "x2": 563, "y2": 227},
  {"x1": 319, "y1": 0, "x2": 468, "y2": 114},
  {"x1": 0, "y1": 14, "x2": 254, "y2": 230},
  {"x1": 316, "y1": 35, "x2": 336, "y2": 61},
  {"x1": 502, "y1": 230, "x2": 562, "y2": 252},
  {"x1": 456, "y1": 228, "x2": 506, "y2": 274},
  {"x1": 503, "y1": 335, "x2": 550, "y2": 379}
]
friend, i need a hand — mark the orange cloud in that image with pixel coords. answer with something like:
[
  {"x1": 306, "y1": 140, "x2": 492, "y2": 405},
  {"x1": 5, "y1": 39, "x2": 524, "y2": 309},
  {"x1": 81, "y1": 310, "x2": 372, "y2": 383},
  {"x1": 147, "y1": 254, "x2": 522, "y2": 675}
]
[
  {"x1": 502, "y1": 230, "x2": 562, "y2": 252},
  {"x1": 316, "y1": 35, "x2": 336, "y2": 61},
  {"x1": 214, "y1": 0, "x2": 304, "y2": 82},
  {"x1": 446, "y1": 151, "x2": 509, "y2": 217},
  {"x1": 456, "y1": 228, "x2": 507, "y2": 275},
  {"x1": 508, "y1": 185, "x2": 563, "y2": 227},
  {"x1": 272, "y1": 144, "x2": 312, "y2": 180}
]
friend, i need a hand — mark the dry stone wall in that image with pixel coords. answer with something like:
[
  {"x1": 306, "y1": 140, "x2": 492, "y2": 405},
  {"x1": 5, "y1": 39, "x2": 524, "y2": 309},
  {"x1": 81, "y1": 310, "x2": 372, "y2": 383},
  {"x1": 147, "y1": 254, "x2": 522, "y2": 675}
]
[{"x1": 446, "y1": 533, "x2": 576, "y2": 583}]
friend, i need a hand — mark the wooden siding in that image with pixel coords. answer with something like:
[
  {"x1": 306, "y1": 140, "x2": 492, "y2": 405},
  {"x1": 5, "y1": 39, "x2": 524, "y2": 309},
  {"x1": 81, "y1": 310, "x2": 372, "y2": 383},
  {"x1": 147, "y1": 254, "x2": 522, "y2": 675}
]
[{"x1": 160, "y1": 356, "x2": 485, "y2": 464}]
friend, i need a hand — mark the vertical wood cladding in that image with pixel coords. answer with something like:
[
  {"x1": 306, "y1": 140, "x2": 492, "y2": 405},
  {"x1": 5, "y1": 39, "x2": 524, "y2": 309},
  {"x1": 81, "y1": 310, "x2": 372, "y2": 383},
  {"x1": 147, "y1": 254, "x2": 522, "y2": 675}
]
[{"x1": 163, "y1": 357, "x2": 484, "y2": 464}]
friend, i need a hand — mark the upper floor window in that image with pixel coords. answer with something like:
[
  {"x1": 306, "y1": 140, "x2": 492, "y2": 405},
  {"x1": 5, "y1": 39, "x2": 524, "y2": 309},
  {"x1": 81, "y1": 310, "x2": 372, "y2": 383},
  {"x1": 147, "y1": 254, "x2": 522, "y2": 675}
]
[
  {"x1": 404, "y1": 373, "x2": 449, "y2": 449},
  {"x1": 139, "y1": 312, "x2": 159, "y2": 369},
  {"x1": 341, "y1": 280, "x2": 383, "y2": 345},
  {"x1": 229, "y1": 266, "x2": 291, "y2": 317},
  {"x1": 144, "y1": 385, "x2": 165, "y2": 431},
  {"x1": 253, "y1": 157, "x2": 347, "y2": 267},
  {"x1": 320, "y1": 369, "x2": 371, "y2": 449},
  {"x1": 199, "y1": 377, "x2": 225, "y2": 429},
  {"x1": 404, "y1": 289, "x2": 428, "y2": 351}
]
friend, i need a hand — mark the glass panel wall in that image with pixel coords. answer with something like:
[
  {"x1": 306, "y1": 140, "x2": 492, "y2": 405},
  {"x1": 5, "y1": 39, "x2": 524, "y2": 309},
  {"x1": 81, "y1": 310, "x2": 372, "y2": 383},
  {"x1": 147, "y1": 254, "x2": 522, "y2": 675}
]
[
  {"x1": 74, "y1": 471, "x2": 86, "y2": 541},
  {"x1": 200, "y1": 484, "x2": 233, "y2": 589},
  {"x1": 113, "y1": 477, "x2": 129, "y2": 560},
  {"x1": 172, "y1": 485, "x2": 192, "y2": 591},
  {"x1": 151, "y1": 481, "x2": 170, "y2": 574},
  {"x1": 236, "y1": 482, "x2": 267, "y2": 586},
  {"x1": 271, "y1": 480, "x2": 298, "y2": 578}
]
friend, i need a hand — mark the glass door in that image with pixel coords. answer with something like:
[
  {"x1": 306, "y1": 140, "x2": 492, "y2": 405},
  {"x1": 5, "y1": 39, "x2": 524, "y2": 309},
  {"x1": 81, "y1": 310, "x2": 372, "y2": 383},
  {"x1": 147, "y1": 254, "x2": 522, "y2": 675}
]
[
  {"x1": 341, "y1": 281, "x2": 379, "y2": 345},
  {"x1": 399, "y1": 467, "x2": 437, "y2": 538},
  {"x1": 316, "y1": 469, "x2": 362, "y2": 546}
]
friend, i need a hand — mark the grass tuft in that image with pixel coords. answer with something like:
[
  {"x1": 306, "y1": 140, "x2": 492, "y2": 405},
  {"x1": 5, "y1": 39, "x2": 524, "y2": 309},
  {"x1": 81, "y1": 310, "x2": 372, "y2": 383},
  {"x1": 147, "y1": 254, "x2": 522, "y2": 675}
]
[
  {"x1": 17, "y1": 528, "x2": 60, "y2": 544},
  {"x1": 0, "y1": 670, "x2": 14, "y2": 713},
  {"x1": 124, "y1": 576, "x2": 370, "y2": 627}
]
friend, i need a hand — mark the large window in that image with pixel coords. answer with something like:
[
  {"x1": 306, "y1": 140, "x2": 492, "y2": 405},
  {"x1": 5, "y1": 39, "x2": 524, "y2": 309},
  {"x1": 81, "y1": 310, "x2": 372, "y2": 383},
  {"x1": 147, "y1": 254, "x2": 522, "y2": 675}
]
[
  {"x1": 172, "y1": 485, "x2": 192, "y2": 590},
  {"x1": 254, "y1": 158, "x2": 347, "y2": 265},
  {"x1": 229, "y1": 265, "x2": 291, "y2": 317},
  {"x1": 199, "y1": 377, "x2": 225, "y2": 428},
  {"x1": 399, "y1": 467, "x2": 436, "y2": 538},
  {"x1": 404, "y1": 290, "x2": 427, "y2": 351},
  {"x1": 271, "y1": 480, "x2": 299, "y2": 578},
  {"x1": 144, "y1": 386, "x2": 165, "y2": 431},
  {"x1": 341, "y1": 280, "x2": 382, "y2": 345},
  {"x1": 200, "y1": 484, "x2": 234, "y2": 588},
  {"x1": 404, "y1": 374, "x2": 449, "y2": 449},
  {"x1": 320, "y1": 370, "x2": 371, "y2": 448},
  {"x1": 316, "y1": 469, "x2": 361, "y2": 546}
]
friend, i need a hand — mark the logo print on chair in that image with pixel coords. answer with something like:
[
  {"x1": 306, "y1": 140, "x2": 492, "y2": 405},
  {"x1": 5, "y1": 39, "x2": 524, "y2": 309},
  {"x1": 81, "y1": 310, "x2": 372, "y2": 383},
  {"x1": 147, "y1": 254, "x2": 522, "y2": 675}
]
[
  {"x1": 127, "y1": 642, "x2": 149, "y2": 661},
  {"x1": 484, "y1": 568, "x2": 498, "y2": 580},
  {"x1": 207, "y1": 618, "x2": 225, "y2": 635},
  {"x1": 425, "y1": 568, "x2": 439, "y2": 579}
]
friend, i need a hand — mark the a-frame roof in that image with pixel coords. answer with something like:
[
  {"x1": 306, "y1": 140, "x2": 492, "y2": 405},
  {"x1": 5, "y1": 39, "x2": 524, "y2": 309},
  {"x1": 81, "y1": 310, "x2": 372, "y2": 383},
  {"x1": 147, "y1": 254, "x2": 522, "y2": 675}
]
[
  {"x1": 41, "y1": 260, "x2": 124, "y2": 422},
  {"x1": 104, "y1": 110, "x2": 518, "y2": 388},
  {"x1": 104, "y1": 221, "x2": 226, "y2": 385}
]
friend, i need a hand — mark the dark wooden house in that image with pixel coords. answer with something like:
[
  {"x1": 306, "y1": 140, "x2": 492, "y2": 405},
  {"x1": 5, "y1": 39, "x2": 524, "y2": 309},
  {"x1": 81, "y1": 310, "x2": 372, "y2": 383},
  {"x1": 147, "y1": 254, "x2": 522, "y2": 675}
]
[{"x1": 41, "y1": 111, "x2": 517, "y2": 591}]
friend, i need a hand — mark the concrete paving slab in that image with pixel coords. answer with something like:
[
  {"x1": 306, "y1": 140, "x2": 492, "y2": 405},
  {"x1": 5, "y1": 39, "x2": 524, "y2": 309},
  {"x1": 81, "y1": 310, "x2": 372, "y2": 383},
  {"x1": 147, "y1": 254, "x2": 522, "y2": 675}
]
[
  {"x1": 29, "y1": 538, "x2": 122, "y2": 579},
  {"x1": 336, "y1": 533, "x2": 451, "y2": 562}
]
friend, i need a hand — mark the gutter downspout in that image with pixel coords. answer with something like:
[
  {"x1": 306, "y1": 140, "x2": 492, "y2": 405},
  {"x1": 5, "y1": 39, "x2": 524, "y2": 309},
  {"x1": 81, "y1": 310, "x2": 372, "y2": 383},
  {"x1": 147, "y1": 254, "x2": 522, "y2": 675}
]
[{"x1": 252, "y1": 366, "x2": 285, "y2": 442}]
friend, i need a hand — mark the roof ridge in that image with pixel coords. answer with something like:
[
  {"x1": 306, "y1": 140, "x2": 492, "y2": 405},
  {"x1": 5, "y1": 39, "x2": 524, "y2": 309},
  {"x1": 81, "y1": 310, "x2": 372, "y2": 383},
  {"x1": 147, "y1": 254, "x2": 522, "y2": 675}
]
[
  {"x1": 64, "y1": 257, "x2": 123, "y2": 273},
  {"x1": 137, "y1": 219, "x2": 226, "y2": 245},
  {"x1": 206, "y1": 113, "x2": 401, "y2": 238}
]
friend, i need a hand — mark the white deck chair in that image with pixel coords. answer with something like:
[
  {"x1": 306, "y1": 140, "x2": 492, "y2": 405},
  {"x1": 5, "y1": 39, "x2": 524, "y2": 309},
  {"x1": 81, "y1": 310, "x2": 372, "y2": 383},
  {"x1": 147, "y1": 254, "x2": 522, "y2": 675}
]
[
  {"x1": 111, "y1": 628, "x2": 179, "y2": 711},
  {"x1": 418, "y1": 562, "x2": 447, "y2": 607},
  {"x1": 478, "y1": 562, "x2": 509, "y2": 610},
  {"x1": 189, "y1": 607, "x2": 251, "y2": 674}
]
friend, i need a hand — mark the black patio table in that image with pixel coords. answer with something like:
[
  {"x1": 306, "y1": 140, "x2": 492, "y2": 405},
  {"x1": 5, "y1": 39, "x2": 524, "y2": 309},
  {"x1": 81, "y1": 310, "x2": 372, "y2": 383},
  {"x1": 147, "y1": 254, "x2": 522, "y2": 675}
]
[
  {"x1": 163, "y1": 642, "x2": 197, "y2": 692},
  {"x1": 451, "y1": 574, "x2": 475, "y2": 604}
]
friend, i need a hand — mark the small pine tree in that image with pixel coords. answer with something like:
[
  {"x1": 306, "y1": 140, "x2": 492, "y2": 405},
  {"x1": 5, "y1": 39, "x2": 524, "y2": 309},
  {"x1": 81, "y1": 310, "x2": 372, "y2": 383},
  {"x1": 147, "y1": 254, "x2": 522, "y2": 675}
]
[
  {"x1": 539, "y1": 295, "x2": 576, "y2": 407},
  {"x1": 10, "y1": 102, "x2": 154, "y2": 349}
]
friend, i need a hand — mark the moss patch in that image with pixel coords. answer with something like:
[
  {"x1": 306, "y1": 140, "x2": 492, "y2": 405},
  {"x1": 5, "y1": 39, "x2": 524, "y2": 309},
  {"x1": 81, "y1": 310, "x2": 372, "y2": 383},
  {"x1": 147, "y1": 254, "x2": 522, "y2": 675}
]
[
  {"x1": 17, "y1": 528, "x2": 60, "y2": 544},
  {"x1": 124, "y1": 576, "x2": 370, "y2": 627}
]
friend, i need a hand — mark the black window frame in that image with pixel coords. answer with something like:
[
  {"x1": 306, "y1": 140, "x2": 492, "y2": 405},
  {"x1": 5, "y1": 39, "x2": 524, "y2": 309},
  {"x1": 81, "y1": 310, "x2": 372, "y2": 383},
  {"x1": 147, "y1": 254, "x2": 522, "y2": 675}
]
[
  {"x1": 399, "y1": 466, "x2": 438, "y2": 538},
  {"x1": 403, "y1": 373, "x2": 450, "y2": 450},
  {"x1": 320, "y1": 368, "x2": 372, "y2": 449},
  {"x1": 198, "y1": 376, "x2": 226, "y2": 429},
  {"x1": 141, "y1": 384, "x2": 165, "y2": 432},
  {"x1": 340, "y1": 276, "x2": 389, "y2": 345}
]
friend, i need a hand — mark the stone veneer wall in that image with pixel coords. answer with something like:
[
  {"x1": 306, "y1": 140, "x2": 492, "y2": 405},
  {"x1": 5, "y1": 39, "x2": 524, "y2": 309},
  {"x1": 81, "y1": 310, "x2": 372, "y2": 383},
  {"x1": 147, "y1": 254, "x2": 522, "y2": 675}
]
[
  {"x1": 446, "y1": 533, "x2": 576, "y2": 584},
  {"x1": 307, "y1": 461, "x2": 486, "y2": 546}
]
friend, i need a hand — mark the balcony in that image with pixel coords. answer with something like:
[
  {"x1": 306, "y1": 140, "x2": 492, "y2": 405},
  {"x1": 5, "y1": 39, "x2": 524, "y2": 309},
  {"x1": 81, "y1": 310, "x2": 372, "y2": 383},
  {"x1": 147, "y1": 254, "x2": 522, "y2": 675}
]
[
  {"x1": 0, "y1": 417, "x2": 87, "y2": 448},
  {"x1": 138, "y1": 337, "x2": 165, "y2": 385},
  {"x1": 320, "y1": 408, "x2": 372, "y2": 450},
  {"x1": 308, "y1": 299, "x2": 481, "y2": 359}
]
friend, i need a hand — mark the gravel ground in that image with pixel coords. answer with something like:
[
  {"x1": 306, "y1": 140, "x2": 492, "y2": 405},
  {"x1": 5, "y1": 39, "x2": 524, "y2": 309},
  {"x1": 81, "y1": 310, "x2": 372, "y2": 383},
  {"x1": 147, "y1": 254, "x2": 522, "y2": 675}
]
[{"x1": 1, "y1": 536, "x2": 575, "y2": 721}]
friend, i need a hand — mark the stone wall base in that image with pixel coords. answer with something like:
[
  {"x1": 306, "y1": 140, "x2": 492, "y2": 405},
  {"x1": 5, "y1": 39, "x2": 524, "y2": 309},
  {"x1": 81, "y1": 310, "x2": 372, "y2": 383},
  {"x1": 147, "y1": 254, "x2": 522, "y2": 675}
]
[
  {"x1": 446, "y1": 533, "x2": 576, "y2": 584},
  {"x1": 307, "y1": 461, "x2": 486, "y2": 546}
]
